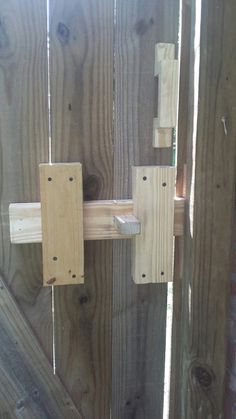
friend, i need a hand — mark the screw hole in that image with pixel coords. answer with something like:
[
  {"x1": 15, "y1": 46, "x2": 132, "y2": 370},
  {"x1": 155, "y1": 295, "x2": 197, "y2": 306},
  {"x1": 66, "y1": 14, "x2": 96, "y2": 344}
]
[
  {"x1": 142, "y1": 273, "x2": 146, "y2": 278},
  {"x1": 161, "y1": 271, "x2": 164, "y2": 276},
  {"x1": 143, "y1": 176, "x2": 147, "y2": 181},
  {"x1": 162, "y1": 182, "x2": 167, "y2": 187},
  {"x1": 48, "y1": 177, "x2": 52, "y2": 181},
  {"x1": 69, "y1": 177, "x2": 73, "y2": 181},
  {"x1": 72, "y1": 274, "x2": 76, "y2": 278},
  {"x1": 53, "y1": 256, "x2": 58, "y2": 261}
]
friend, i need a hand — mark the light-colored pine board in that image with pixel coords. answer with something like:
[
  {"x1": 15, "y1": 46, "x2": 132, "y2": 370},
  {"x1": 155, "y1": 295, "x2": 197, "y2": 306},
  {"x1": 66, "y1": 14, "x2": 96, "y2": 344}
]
[
  {"x1": 0, "y1": 0, "x2": 52, "y2": 366},
  {"x1": 113, "y1": 0, "x2": 179, "y2": 416},
  {"x1": 0, "y1": 275, "x2": 82, "y2": 419},
  {"x1": 153, "y1": 118, "x2": 173, "y2": 148},
  {"x1": 156, "y1": 59, "x2": 179, "y2": 128},
  {"x1": 154, "y1": 43, "x2": 175, "y2": 74},
  {"x1": 39, "y1": 163, "x2": 84, "y2": 286},
  {"x1": 9, "y1": 197, "x2": 185, "y2": 243},
  {"x1": 132, "y1": 166, "x2": 175, "y2": 284},
  {"x1": 49, "y1": 0, "x2": 113, "y2": 415},
  {"x1": 153, "y1": 43, "x2": 179, "y2": 147},
  {"x1": 113, "y1": 215, "x2": 141, "y2": 236}
]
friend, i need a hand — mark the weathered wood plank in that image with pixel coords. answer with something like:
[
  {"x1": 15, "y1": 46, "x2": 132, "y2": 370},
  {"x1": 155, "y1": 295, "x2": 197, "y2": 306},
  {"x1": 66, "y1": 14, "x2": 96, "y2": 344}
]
[
  {"x1": 39, "y1": 163, "x2": 84, "y2": 286},
  {"x1": 176, "y1": 0, "x2": 236, "y2": 417},
  {"x1": 0, "y1": 0, "x2": 52, "y2": 366},
  {"x1": 169, "y1": 0, "x2": 191, "y2": 417},
  {"x1": 9, "y1": 198, "x2": 185, "y2": 243},
  {"x1": 0, "y1": 275, "x2": 82, "y2": 419},
  {"x1": 49, "y1": 0, "x2": 113, "y2": 416},
  {"x1": 112, "y1": 0, "x2": 179, "y2": 417}
]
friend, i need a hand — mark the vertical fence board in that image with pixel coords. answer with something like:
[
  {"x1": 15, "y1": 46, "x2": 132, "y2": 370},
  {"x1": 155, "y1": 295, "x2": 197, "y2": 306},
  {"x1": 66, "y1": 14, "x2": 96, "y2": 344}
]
[
  {"x1": 112, "y1": 1, "x2": 179, "y2": 417},
  {"x1": 0, "y1": 0, "x2": 52, "y2": 359},
  {"x1": 176, "y1": 0, "x2": 236, "y2": 417},
  {"x1": 0, "y1": 276, "x2": 82, "y2": 419},
  {"x1": 170, "y1": 1, "x2": 191, "y2": 417},
  {"x1": 49, "y1": 0, "x2": 113, "y2": 417}
]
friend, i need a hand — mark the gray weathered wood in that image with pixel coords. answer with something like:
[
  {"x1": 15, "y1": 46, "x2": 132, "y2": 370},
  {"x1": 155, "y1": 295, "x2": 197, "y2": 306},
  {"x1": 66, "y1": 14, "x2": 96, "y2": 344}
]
[
  {"x1": 175, "y1": 0, "x2": 236, "y2": 417},
  {"x1": 112, "y1": 0, "x2": 179, "y2": 417},
  {"x1": 170, "y1": 0, "x2": 191, "y2": 417},
  {"x1": 49, "y1": 0, "x2": 113, "y2": 416},
  {"x1": 0, "y1": 0, "x2": 52, "y2": 366},
  {"x1": 0, "y1": 276, "x2": 82, "y2": 419}
]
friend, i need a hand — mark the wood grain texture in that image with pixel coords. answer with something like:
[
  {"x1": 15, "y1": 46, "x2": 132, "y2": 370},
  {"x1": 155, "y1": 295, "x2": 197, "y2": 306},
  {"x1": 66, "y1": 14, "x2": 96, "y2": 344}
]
[
  {"x1": 9, "y1": 198, "x2": 185, "y2": 243},
  {"x1": 0, "y1": 0, "x2": 52, "y2": 367},
  {"x1": 40, "y1": 164, "x2": 84, "y2": 286},
  {"x1": 155, "y1": 60, "x2": 178, "y2": 127},
  {"x1": 176, "y1": 0, "x2": 236, "y2": 417},
  {"x1": 170, "y1": 1, "x2": 191, "y2": 417},
  {"x1": 112, "y1": 0, "x2": 179, "y2": 417},
  {"x1": 132, "y1": 166, "x2": 175, "y2": 284},
  {"x1": 153, "y1": 43, "x2": 178, "y2": 148},
  {"x1": 154, "y1": 43, "x2": 175, "y2": 74},
  {"x1": 0, "y1": 275, "x2": 82, "y2": 419},
  {"x1": 49, "y1": 0, "x2": 113, "y2": 416}
]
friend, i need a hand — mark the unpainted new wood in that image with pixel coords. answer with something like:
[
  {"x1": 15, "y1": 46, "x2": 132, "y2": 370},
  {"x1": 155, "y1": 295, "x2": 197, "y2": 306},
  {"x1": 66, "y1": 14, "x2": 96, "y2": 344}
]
[
  {"x1": 0, "y1": 275, "x2": 82, "y2": 419},
  {"x1": 153, "y1": 43, "x2": 178, "y2": 147},
  {"x1": 49, "y1": 0, "x2": 113, "y2": 416},
  {"x1": 0, "y1": 0, "x2": 52, "y2": 367},
  {"x1": 132, "y1": 166, "x2": 175, "y2": 284},
  {"x1": 156, "y1": 60, "x2": 178, "y2": 128},
  {"x1": 154, "y1": 43, "x2": 175, "y2": 74},
  {"x1": 113, "y1": 0, "x2": 179, "y2": 417},
  {"x1": 153, "y1": 118, "x2": 173, "y2": 148},
  {"x1": 9, "y1": 198, "x2": 185, "y2": 243},
  {"x1": 39, "y1": 164, "x2": 84, "y2": 286}
]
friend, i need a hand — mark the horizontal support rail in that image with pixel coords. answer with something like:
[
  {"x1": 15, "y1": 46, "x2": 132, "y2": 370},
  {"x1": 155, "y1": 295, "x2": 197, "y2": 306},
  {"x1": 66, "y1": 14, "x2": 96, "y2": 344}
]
[{"x1": 9, "y1": 198, "x2": 185, "y2": 244}]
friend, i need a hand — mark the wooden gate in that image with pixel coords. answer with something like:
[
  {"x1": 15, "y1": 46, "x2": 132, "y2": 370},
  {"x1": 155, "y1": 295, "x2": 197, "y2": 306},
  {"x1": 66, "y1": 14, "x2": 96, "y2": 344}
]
[
  {"x1": 0, "y1": 0, "x2": 179, "y2": 417},
  {"x1": 1, "y1": 0, "x2": 236, "y2": 418}
]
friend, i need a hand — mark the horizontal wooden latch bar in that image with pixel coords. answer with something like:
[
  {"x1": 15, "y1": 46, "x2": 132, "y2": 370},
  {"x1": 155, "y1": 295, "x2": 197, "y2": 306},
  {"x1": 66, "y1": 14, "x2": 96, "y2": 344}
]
[{"x1": 9, "y1": 197, "x2": 184, "y2": 243}]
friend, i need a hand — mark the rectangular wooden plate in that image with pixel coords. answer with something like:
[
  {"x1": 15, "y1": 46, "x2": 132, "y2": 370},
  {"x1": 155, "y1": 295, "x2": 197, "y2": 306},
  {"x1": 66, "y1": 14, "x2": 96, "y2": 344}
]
[
  {"x1": 39, "y1": 163, "x2": 84, "y2": 286},
  {"x1": 132, "y1": 166, "x2": 175, "y2": 284}
]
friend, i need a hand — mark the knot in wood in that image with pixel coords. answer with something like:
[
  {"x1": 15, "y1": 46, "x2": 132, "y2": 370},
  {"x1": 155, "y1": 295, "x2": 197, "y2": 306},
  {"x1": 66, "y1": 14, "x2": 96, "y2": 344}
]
[
  {"x1": 193, "y1": 365, "x2": 213, "y2": 389},
  {"x1": 83, "y1": 174, "x2": 101, "y2": 200},
  {"x1": 133, "y1": 18, "x2": 154, "y2": 36},
  {"x1": 79, "y1": 295, "x2": 88, "y2": 305},
  {"x1": 57, "y1": 22, "x2": 70, "y2": 45}
]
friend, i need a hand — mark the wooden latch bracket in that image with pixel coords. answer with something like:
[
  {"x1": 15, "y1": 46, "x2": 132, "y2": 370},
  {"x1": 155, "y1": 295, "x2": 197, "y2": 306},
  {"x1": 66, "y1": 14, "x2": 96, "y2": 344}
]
[
  {"x1": 153, "y1": 43, "x2": 179, "y2": 148},
  {"x1": 9, "y1": 163, "x2": 184, "y2": 286}
]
